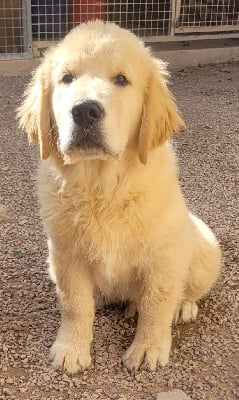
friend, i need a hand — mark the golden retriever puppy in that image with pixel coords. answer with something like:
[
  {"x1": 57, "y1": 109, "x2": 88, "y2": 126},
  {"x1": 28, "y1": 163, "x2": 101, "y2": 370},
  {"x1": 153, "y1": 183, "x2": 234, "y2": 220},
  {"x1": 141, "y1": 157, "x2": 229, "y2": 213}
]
[{"x1": 18, "y1": 20, "x2": 221, "y2": 373}]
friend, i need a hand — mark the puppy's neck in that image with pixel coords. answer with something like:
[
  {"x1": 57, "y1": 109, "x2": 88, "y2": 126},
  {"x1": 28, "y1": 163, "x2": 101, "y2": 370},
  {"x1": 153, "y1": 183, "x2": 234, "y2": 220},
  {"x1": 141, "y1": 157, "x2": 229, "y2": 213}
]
[
  {"x1": 48, "y1": 151, "x2": 137, "y2": 193},
  {"x1": 47, "y1": 144, "x2": 175, "y2": 199}
]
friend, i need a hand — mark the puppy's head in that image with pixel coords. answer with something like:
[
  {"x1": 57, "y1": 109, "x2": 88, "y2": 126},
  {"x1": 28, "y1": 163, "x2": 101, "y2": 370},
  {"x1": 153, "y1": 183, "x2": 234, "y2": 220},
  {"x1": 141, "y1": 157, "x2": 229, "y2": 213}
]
[{"x1": 18, "y1": 21, "x2": 184, "y2": 165}]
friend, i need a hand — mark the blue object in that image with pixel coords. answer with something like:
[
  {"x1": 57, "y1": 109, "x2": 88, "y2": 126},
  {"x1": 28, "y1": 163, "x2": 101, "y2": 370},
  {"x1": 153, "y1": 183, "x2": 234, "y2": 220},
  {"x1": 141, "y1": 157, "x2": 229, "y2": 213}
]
[{"x1": 31, "y1": 0, "x2": 68, "y2": 40}]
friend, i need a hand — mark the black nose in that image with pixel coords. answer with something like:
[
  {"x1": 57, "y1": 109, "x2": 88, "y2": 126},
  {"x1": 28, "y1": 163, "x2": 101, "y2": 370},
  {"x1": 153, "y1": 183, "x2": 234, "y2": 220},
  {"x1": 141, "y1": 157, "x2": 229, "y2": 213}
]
[{"x1": 71, "y1": 100, "x2": 105, "y2": 126}]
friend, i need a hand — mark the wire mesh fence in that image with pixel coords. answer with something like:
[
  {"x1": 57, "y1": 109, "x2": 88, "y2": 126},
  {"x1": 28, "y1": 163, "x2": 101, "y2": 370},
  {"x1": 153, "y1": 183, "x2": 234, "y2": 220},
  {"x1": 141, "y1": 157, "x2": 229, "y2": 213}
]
[
  {"x1": 0, "y1": 1, "x2": 238, "y2": 59},
  {"x1": 31, "y1": 0, "x2": 68, "y2": 40},
  {"x1": 30, "y1": 0, "x2": 239, "y2": 42},
  {"x1": 106, "y1": 1, "x2": 172, "y2": 37},
  {"x1": 176, "y1": 0, "x2": 239, "y2": 32},
  {"x1": 31, "y1": 1, "x2": 173, "y2": 41},
  {"x1": 0, "y1": 0, "x2": 30, "y2": 56}
]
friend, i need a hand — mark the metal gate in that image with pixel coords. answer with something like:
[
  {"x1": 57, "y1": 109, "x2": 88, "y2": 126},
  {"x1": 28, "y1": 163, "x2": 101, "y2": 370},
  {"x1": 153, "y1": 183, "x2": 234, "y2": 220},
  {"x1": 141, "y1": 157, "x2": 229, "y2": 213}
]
[
  {"x1": 29, "y1": 0, "x2": 239, "y2": 45},
  {"x1": 0, "y1": 1, "x2": 238, "y2": 59},
  {"x1": 175, "y1": 0, "x2": 239, "y2": 34},
  {"x1": 0, "y1": 0, "x2": 32, "y2": 59}
]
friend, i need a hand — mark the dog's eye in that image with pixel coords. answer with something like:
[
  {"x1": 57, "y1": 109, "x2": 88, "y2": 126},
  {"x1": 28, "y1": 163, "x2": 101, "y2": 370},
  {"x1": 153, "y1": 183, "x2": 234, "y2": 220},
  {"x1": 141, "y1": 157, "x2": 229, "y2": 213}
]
[
  {"x1": 114, "y1": 74, "x2": 129, "y2": 86},
  {"x1": 62, "y1": 73, "x2": 74, "y2": 84}
]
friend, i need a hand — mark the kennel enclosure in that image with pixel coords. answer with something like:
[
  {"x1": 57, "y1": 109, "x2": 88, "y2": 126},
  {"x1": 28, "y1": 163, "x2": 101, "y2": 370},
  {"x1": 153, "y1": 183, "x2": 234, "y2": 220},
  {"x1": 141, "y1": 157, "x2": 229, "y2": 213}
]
[{"x1": 0, "y1": 0, "x2": 238, "y2": 59}]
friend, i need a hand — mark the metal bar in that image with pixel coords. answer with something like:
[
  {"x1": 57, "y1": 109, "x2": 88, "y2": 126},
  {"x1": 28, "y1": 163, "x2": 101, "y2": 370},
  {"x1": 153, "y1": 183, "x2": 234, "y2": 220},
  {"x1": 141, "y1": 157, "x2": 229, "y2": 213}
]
[
  {"x1": 32, "y1": 32, "x2": 239, "y2": 50},
  {"x1": 143, "y1": 32, "x2": 239, "y2": 42},
  {"x1": 170, "y1": 0, "x2": 177, "y2": 36},
  {"x1": 175, "y1": 0, "x2": 182, "y2": 28},
  {"x1": 175, "y1": 25, "x2": 239, "y2": 34},
  {"x1": 25, "y1": 0, "x2": 33, "y2": 57}
]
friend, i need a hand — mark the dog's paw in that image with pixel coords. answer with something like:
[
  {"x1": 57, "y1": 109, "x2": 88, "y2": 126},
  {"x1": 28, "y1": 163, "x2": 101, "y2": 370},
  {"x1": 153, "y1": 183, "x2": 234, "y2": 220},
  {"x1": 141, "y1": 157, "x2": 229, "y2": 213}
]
[
  {"x1": 49, "y1": 339, "x2": 91, "y2": 374},
  {"x1": 174, "y1": 300, "x2": 198, "y2": 324},
  {"x1": 122, "y1": 339, "x2": 171, "y2": 371}
]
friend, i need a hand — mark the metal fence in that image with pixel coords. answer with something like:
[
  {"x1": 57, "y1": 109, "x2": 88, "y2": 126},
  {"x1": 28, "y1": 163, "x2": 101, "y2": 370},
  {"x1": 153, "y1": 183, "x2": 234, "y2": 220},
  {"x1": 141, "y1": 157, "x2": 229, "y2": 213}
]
[
  {"x1": 175, "y1": 0, "x2": 239, "y2": 33},
  {"x1": 30, "y1": 1, "x2": 173, "y2": 41},
  {"x1": 0, "y1": 0, "x2": 32, "y2": 58},
  {"x1": 0, "y1": 0, "x2": 239, "y2": 59}
]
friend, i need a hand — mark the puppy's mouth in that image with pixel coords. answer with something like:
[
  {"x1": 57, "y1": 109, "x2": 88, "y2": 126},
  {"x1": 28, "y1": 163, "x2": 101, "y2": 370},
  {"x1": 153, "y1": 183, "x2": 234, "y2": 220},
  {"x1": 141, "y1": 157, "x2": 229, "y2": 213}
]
[
  {"x1": 75, "y1": 137, "x2": 103, "y2": 152},
  {"x1": 73, "y1": 134, "x2": 111, "y2": 157},
  {"x1": 62, "y1": 126, "x2": 114, "y2": 163}
]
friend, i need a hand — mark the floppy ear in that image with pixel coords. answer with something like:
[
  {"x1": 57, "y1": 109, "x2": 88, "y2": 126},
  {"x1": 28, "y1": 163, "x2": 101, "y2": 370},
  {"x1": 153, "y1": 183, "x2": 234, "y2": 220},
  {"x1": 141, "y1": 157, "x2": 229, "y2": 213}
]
[
  {"x1": 18, "y1": 62, "x2": 52, "y2": 160},
  {"x1": 138, "y1": 59, "x2": 185, "y2": 164}
]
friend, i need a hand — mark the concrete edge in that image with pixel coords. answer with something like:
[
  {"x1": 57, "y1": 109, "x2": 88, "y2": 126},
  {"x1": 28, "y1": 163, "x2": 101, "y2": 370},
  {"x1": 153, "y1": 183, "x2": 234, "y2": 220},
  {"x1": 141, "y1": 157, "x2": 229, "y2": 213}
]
[
  {"x1": 0, "y1": 59, "x2": 40, "y2": 77},
  {"x1": 157, "y1": 46, "x2": 239, "y2": 69},
  {"x1": 0, "y1": 46, "x2": 238, "y2": 76}
]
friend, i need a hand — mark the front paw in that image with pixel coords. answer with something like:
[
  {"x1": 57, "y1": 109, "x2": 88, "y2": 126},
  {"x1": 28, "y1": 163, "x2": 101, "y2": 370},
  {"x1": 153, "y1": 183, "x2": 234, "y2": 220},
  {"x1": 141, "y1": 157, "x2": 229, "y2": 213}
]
[
  {"x1": 122, "y1": 338, "x2": 171, "y2": 371},
  {"x1": 49, "y1": 339, "x2": 91, "y2": 374}
]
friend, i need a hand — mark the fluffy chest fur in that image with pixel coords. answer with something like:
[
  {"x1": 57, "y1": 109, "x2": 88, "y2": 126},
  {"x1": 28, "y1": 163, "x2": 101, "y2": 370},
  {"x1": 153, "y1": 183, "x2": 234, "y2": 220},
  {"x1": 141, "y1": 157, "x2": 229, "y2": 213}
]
[{"x1": 38, "y1": 148, "x2": 185, "y2": 296}]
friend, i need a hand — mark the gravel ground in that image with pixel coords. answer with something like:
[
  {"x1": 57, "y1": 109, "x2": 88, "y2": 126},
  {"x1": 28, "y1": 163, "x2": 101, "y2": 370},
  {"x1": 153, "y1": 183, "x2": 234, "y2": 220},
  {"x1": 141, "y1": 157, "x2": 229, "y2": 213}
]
[{"x1": 0, "y1": 62, "x2": 238, "y2": 400}]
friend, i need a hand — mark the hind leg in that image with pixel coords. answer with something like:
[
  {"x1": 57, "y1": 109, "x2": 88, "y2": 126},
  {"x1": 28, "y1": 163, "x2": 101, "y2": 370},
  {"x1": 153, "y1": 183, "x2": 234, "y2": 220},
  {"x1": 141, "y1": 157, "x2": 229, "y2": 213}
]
[
  {"x1": 174, "y1": 214, "x2": 221, "y2": 324},
  {"x1": 174, "y1": 300, "x2": 199, "y2": 324}
]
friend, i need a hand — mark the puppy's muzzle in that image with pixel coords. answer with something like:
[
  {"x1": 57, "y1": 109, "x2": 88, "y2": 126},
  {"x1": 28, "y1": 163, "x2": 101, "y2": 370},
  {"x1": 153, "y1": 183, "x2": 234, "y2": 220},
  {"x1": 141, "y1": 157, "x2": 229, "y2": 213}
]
[{"x1": 71, "y1": 100, "x2": 105, "y2": 151}]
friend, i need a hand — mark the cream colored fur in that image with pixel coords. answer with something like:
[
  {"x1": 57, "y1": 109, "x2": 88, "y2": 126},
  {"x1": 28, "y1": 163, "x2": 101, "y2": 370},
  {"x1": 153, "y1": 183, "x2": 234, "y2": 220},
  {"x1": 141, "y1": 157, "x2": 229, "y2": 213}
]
[{"x1": 18, "y1": 21, "x2": 221, "y2": 373}]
